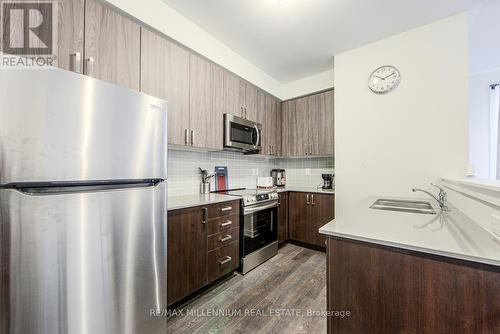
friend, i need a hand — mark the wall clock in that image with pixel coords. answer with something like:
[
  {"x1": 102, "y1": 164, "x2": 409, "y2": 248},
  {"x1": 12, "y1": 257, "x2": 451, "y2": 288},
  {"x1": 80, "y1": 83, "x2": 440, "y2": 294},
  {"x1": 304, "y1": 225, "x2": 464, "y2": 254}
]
[{"x1": 368, "y1": 65, "x2": 401, "y2": 94}]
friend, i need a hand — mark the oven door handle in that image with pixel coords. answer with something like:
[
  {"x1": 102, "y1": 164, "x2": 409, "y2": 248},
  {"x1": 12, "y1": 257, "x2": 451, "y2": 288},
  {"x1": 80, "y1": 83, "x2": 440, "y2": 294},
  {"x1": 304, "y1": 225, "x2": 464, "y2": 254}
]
[{"x1": 243, "y1": 201, "x2": 278, "y2": 215}]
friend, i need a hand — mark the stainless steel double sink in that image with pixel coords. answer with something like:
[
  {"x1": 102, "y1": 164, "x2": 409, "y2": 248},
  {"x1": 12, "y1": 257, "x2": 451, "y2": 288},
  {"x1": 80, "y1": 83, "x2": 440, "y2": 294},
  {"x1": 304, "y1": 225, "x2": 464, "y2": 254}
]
[{"x1": 370, "y1": 199, "x2": 436, "y2": 215}]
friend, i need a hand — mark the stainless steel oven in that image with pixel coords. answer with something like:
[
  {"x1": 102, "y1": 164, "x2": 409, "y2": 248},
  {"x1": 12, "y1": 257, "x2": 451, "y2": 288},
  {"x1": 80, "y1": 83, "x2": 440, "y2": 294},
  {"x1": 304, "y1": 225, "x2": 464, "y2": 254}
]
[
  {"x1": 222, "y1": 189, "x2": 279, "y2": 274},
  {"x1": 224, "y1": 114, "x2": 262, "y2": 153}
]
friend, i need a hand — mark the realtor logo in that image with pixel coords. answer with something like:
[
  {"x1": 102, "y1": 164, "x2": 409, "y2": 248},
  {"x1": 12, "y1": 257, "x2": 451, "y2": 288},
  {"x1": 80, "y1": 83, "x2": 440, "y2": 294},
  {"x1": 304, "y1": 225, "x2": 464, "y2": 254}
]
[{"x1": 1, "y1": 0, "x2": 58, "y2": 67}]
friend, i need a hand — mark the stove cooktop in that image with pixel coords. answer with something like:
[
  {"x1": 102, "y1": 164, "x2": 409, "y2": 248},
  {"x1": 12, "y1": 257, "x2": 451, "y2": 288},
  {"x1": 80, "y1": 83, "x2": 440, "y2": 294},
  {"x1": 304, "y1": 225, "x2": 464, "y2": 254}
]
[{"x1": 223, "y1": 188, "x2": 279, "y2": 206}]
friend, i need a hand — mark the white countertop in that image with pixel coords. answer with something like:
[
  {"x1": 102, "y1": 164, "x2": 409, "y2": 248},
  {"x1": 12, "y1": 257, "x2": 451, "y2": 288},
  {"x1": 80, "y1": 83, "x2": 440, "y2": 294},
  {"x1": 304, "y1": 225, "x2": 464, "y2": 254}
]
[
  {"x1": 319, "y1": 196, "x2": 500, "y2": 267},
  {"x1": 168, "y1": 187, "x2": 334, "y2": 211},
  {"x1": 168, "y1": 194, "x2": 238, "y2": 211}
]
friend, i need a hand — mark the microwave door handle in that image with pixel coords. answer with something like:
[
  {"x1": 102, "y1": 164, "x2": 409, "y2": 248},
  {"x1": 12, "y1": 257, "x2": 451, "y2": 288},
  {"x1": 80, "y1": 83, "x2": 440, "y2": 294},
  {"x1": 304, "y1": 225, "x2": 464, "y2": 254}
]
[{"x1": 253, "y1": 125, "x2": 260, "y2": 147}]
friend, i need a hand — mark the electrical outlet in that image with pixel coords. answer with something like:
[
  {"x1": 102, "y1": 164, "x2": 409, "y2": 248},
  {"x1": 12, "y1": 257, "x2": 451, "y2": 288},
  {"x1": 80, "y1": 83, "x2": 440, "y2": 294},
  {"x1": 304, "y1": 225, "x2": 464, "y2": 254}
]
[
  {"x1": 305, "y1": 168, "x2": 310, "y2": 175},
  {"x1": 492, "y1": 214, "x2": 500, "y2": 238}
]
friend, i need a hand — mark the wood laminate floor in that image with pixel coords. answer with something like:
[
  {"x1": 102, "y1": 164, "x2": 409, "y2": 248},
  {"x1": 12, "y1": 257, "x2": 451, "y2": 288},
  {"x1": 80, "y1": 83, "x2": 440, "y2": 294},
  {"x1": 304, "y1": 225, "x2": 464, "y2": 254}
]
[{"x1": 167, "y1": 244, "x2": 327, "y2": 334}]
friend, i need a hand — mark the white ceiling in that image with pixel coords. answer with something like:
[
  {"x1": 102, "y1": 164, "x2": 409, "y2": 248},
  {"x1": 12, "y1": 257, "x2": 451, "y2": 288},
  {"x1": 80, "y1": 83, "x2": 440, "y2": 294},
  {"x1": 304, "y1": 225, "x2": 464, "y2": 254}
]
[{"x1": 161, "y1": 0, "x2": 472, "y2": 83}]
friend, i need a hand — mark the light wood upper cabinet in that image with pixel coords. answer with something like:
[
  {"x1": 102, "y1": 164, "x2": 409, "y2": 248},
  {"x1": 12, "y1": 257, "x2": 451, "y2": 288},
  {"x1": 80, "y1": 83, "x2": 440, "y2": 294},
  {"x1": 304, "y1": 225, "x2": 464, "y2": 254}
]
[
  {"x1": 189, "y1": 54, "x2": 223, "y2": 150},
  {"x1": 276, "y1": 100, "x2": 282, "y2": 156},
  {"x1": 223, "y1": 72, "x2": 244, "y2": 117},
  {"x1": 244, "y1": 84, "x2": 258, "y2": 122},
  {"x1": 57, "y1": 0, "x2": 85, "y2": 72},
  {"x1": 310, "y1": 90, "x2": 334, "y2": 155},
  {"x1": 140, "y1": 28, "x2": 190, "y2": 146},
  {"x1": 282, "y1": 90, "x2": 334, "y2": 157},
  {"x1": 84, "y1": 0, "x2": 141, "y2": 90},
  {"x1": 262, "y1": 94, "x2": 279, "y2": 156},
  {"x1": 1, "y1": 0, "x2": 84, "y2": 72},
  {"x1": 210, "y1": 64, "x2": 225, "y2": 150},
  {"x1": 283, "y1": 97, "x2": 310, "y2": 156}
]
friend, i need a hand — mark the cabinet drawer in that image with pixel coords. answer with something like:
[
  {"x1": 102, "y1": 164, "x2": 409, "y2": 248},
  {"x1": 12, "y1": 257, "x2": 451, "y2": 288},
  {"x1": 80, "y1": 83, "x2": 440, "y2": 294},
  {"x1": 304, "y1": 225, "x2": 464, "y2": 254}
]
[
  {"x1": 207, "y1": 241, "x2": 239, "y2": 283},
  {"x1": 208, "y1": 214, "x2": 239, "y2": 236},
  {"x1": 208, "y1": 201, "x2": 240, "y2": 219},
  {"x1": 208, "y1": 227, "x2": 239, "y2": 251}
]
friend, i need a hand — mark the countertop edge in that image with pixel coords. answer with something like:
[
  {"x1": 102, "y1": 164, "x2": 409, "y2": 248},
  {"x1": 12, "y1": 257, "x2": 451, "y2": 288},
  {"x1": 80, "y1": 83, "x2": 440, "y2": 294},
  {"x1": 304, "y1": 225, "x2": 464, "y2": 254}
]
[
  {"x1": 319, "y1": 222, "x2": 500, "y2": 268},
  {"x1": 168, "y1": 196, "x2": 238, "y2": 211},
  {"x1": 168, "y1": 188, "x2": 334, "y2": 211}
]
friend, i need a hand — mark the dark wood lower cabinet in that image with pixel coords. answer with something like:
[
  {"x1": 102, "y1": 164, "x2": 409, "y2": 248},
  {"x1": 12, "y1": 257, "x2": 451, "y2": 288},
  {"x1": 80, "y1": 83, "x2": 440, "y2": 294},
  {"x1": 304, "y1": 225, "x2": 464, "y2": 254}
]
[
  {"x1": 289, "y1": 192, "x2": 334, "y2": 247},
  {"x1": 167, "y1": 200, "x2": 240, "y2": 306},
  {"x1": 207, "y1": 241, "x2": 239, "y2": 283},
  {"x1": 278, "y1": 192, "x2": 289, "y2": 244},
  {"x1": 167, "y1": 206, "x2": 207, "y2": 305},
  {"x1": 326, "y1": 237, "x2": 500, "y2": 333}
]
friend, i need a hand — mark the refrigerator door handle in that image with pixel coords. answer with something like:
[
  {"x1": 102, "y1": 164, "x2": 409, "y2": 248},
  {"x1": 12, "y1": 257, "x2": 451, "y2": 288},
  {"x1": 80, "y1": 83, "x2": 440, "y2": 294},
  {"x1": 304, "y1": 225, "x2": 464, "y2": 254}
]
[{"x1": 2, "y1": 179, "x2": 162, "y2": 195}]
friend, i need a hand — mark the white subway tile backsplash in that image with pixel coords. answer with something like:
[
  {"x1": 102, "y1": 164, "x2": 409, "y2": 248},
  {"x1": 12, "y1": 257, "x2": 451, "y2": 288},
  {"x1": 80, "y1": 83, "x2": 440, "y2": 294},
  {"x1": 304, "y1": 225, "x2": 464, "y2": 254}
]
[{"x1": 167, "y1": 149, "x2": 334, "y2": 196}]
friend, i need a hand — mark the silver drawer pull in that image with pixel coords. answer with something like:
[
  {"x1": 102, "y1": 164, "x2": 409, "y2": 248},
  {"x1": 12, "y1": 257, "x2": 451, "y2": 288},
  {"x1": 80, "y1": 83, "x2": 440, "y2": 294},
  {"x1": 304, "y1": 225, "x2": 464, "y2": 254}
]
[
  {"x1": 219, "y1": 256, "x2": 232, "y2": 265},
  {"x1": 221, "y1": 206, "x2": 233, "y2": 212},
  {"x1": 220, "y1": 221, "x2": 232, "y2": 228},
  {"x1": 220, "y1": 235, "x2": 232, "y2": 243}
]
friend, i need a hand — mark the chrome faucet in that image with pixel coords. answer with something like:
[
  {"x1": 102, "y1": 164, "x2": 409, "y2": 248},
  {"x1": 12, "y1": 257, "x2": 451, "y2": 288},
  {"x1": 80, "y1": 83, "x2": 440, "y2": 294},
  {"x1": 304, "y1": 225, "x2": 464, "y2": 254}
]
[{"x1": 412, "y1": 183, "x2": 449, "y2": 211}]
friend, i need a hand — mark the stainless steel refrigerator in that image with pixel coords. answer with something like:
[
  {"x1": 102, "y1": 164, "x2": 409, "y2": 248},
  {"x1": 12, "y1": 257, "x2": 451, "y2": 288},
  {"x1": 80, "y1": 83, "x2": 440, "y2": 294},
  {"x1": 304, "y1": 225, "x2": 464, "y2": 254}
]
[{"x1": 0, "y1": 68, "x2": 168, "y2": 334}]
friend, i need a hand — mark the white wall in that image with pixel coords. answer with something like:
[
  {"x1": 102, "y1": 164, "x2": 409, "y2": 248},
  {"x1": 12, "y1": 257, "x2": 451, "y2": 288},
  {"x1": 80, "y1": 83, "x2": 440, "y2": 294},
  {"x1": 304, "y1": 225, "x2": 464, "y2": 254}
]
[
  {"x1": 334, "y1": 14, "x2": 469, "y2": 216},
  {"x1": 105, "y1": 0, "x2": 282, "y2": 98}
]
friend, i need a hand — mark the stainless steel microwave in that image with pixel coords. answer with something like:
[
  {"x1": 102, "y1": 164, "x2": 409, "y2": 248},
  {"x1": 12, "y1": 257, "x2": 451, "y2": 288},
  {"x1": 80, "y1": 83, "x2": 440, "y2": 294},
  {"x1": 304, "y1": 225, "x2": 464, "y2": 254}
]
[{"x1": 224, "y1": 114, "x2": 262, "y2": 153}]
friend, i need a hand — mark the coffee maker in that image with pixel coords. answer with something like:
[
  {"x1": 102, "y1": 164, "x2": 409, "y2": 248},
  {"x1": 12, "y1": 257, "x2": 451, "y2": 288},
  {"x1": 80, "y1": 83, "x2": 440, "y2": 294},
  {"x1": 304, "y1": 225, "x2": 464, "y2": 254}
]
[
  {"x1": 321, "y1": 174, "x2": 334, "y2": 189},
  {"x1": 271, "y1": 169, "x2": 286, "y2": 187}
]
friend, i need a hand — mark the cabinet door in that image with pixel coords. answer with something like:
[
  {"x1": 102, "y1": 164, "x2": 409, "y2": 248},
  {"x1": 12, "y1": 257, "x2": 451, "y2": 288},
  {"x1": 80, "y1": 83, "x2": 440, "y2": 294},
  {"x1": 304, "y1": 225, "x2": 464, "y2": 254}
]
[
  {"x1": 167, "y1": 207, "x2": 207, "y2": 305},
  {"x1": 278, "y1": 192, "x2": 289, "y2": 244},
  {"x1": 310, "y1": 90, "x2": 334, "y2": 156},
  {"x1": 244, "y1": 84, "x2": 258, "y2": 121},
  {"x1": 276, "y1": 100, "x2": 282, "y2": 156},
  {"x1": 189, "y1": 54, "x2": 220, "y2": 149},
  {"x1": 288, "y1": 192, "x2": 310, "y2": 243},
  {"x1": 257, "y1": 90, "x2": 270, "y2": 155},
  {"x1": 224, "y1": 71, "x2": 244, "y2": 117},
  {"x1": 283, "y1": 97, "x2": 309, "y2": 156},
  {"x1": 84, "y1": 0, "x2": 141, "y2": 90},
  {"x1": 1, "y1": 0, "x2": 84, "y2": 72},
  {"x1": 57, "y1": 0, "x2": 85, "y2": 72},
  {"x1": 262, "y1": 94, "x2": 278, "y2": 156},
  {"x1": 140, "y1": 28, "x2": 190, "y2": 146},
  {"x1": 210, "y1": 64, "x2": 225, "y2": 149},
  {"x1": 309, "y1": 194, "x2": 335, "y2": 247}
]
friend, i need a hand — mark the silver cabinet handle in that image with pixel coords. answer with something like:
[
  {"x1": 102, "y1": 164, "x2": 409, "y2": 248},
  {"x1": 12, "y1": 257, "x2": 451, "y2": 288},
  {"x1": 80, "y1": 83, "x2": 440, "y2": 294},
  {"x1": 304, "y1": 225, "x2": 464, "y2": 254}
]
[
  {"x1": 221, "y1": 221, "x2": 232, "y2": 228},
  {"x1": 311, "y1": 194, "x2": 315, "y2": 206},
  {"x1": 84, "y1": 57, "x2": 94, "y2": 75},
  {"x1": 190, "y1": 130, "x2": 194, "y2": 146},
  {"x1": 219, "y1": 256, "x2": 232, "y2": 265},
  {"x1": 202, "y1": 207, "x2": 208, "y2": 224},
  {"x1": 221, "y1": 206, "x2": 232, "y2": 213},
  {"x1": 184, "y1": 129, "x2": 189, "y2": 145},
  {"x1": 220, "y1": 235, "x2": 232, "y2": 243},
  {"x1": 306, "y1": 194, "x2": 310, "y2": 205},
  {"x1": 70, "y1": 52, "x2": 81, "y2": 73}
]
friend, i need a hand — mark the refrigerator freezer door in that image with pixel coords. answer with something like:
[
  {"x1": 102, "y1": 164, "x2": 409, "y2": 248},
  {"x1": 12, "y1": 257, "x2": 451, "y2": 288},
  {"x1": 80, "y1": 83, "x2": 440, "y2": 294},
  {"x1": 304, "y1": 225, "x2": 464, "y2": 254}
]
[
  {"x1": 0, "y1": 182, "x2": 167, "y2": 334},
  {"x1": 0, "y1": 69, "x2": 167, "y2": 185}
]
